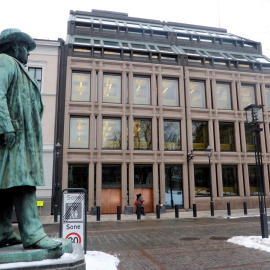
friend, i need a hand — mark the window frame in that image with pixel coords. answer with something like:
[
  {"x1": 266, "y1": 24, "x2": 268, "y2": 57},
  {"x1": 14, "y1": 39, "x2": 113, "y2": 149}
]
[
  {"x1": 216, "y1": 82, "x2": 232, "y2": 110},
  {"x1": 133, "y1": 75, "x2": 151, "y2": 105},
  {"x1": 192, "y1": 121, "x2": 209, "y2": 151},
  {"x1": 133, "y1": 118, "x2": 152, "y2": 150},
  {"x1": 71, "y1": 71, "x2": 91, "y2": 102},
  {"x1": 102, "y1": 117, "x2": 122, "y2": 150},
  {"x1": 27, "y1": 61, "x2": 45, "y2": 93},
  {"x1": 219, "y1": 122, "x2": 235, "y2": 151},
  {"x1": 163, "y1": 120, "x2": 181, "y2": 151},
  {"x1": 102, "y1": 73, "x2": 122, "y2": 104},
  {"x1": 162, "y1": 78, "x2": 179, "y2": 107},
  {"x1": 222, "y1": 165, "x2": 239, "y2": 196},
  {"x1": 190, "y1": 80, "x2": 206, "y2": 109},
  {"x1": 240, "y1": 84, "x2": 256, "y2": 109}
]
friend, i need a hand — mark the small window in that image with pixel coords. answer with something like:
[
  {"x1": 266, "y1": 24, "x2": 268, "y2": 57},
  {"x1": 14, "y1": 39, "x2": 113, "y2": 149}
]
[
  {"x1": 68, "y1": 164, "x2": 89, "y2": 191},
  {"x1": 248, "y1": 165, "x2": 258, "y2": 196},
  {"x1": 194, "y1": 165, "x2": 210, "y2": 197},
  {"x1": 245, "y1": 124, "x2": 255, "y2": 152},
  {"x1": 102, "y1": 165, "x2": 121, "y2": 188},
  {"x1": 216, "y1": 83, "x2": 231, "y2": 110},
  {"x1": 102, "y1": 118, "x2": 121, "y2": 149},
  {"x1": 103, "y1": 74, "x2": 121, "y2": 103},
  {"x1": 133, "y1": 76, "x2": 151, "y2": 105},
  {"x1": 133, "y1": 119, "x2": 152, "y2": 150},
  {"x1": 71, "y1": 72, "x2": 91, "y2": 102},
  {"x1": 190, "y1": 81, "x2": 206, "y2": 108},
  {"x1": 134, "y1": 165, "x2": 153, "y2": 188},
  {"x1": 192, "y1": 121, "x2": 208, "y2": 150},
  {"x1": 28, "y1": 67, "x2": 42, "y2": 90},
  {"x1": 69, "y1": 117, "x2": 89, "y2": 149},
  {"x1": 222, "y1": 165, "x2": 239, "y2": 196},
  {"x1": 219, "y1": 122, "x2": 235, "y2": 151},
  {"x1": 162, "y1": 79, "x2": 179, "y2": 106},
  {"x1": 164, "y1": 120, "x2": 181, "y2": 150},
  {"x1": 240, "y1": 85, "x2": 256, "y2": 109}
]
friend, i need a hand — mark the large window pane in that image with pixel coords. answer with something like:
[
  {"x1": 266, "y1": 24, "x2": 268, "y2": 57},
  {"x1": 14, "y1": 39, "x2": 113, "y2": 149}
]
[
  {"x1": 190, "y1": 81, "x2": 206, "y2": 108},
  {"x1": 249, "y1": 165, "x2": 258, "y2": 195},
  {"x1": 216, "y1": 83, "x2": 231, "y2": 110},
  {"x1": 240, "y1": 85, "x2": 255, "y2": 109},
  {"x1": 133, "y1": 119, "x2": 152, "y2": 150},
  {"x1": 165, "y1": 165, "x2": 183, "y2": 208},
  {"x1": 102, "y1": 164, "x2": 121, "y2": 188},
  {"x1": 102, "y1": 118, "x2": 121, "y2": 149},
  {"x1": 266, "y1": 87, "x2": 270, "y2": 112},
  {"x1": 245, "y1": 124, "x2": 255, "y2": 151},
  {"x1": 162, "y1": 79, "x2": 179, "y2": 106},
  {"x1": 192, "y1": 121, "x2": 208, "y2": 150},
  {"x1": 69, "y1": 117, "x2": 89, "y2": 149},
  {"x1": 134, "y1": 164, "x2": 153, "y2": 188},
  {"x1": 133, "y1": 76, "x2": 151, "y2": 105},
  {"x1": 219, "y1": 122, "x2": 235, "y2": 151},
  {"x1": 222, "y1": 165, "x2": 239, "y2": 196},
  {"x1": 194, "y1": 165, "x2": 210, "y2": 197},
  {"x1": 68, "y1": 164, "x2": 88, "y2": 191},
  {"x1": 103, "y1": 74, "x2": 121, "y2": 103},
  {"x1": 71, "y1": 72, "x2": 90, "y2": 101},
  {"x1": 164, "y1": 120, "x2": 181, "y2": 150}
]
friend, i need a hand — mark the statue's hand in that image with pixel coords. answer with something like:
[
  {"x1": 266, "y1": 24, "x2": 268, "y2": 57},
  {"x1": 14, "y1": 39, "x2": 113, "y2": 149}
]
[{"x1": 4, "y1": 132, "x2": 15, "y2": 149}]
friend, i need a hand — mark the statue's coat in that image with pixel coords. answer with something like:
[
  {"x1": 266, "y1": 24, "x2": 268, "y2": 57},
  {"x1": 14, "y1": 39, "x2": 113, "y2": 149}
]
[{"x1": 0, "y1": 53, "x2": 44, "y2": 188}]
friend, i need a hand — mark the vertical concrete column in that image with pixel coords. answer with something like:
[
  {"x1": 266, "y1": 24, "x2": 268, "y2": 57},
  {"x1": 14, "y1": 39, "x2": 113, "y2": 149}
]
[
  {"x1": 159, "y1": 163, "x2": 165, "y2": 205},
  {"x1": 243, "y1": 164, "x2": 250, "y2": 196},
  {"x1": 206, "y1": 76, "x2": 211, "y2": 109},
  {"x1": 89, "y1": 162, "x2": 95, "y2": 209},
  {"x1": 216, "y1": 163, "x2": 223, "y2": 197},
  {"x1": 152, "y1": 116, "x2": 157, "y2": 151},
  {"x1": 231, "y1": 77, "x2": 237, "y2": 111},
  {"x1": 157, "y1": 73, "x2": 162, "y2": 106},
  {"x1": 211, "y1": 78, "x2": 217, "y2": 110},
  {"x1": 62, "y1": 162, "x2": 68, "y2": 190},
  {"x1": 151, "y1": 73, "x2": 157, "y2": 106},
  {"x1": 240, "y1": 121, "x2": 246, "y2": 152},
  {"x1": 159, "y1": 117, "x2": 164, "y2": 151},
  {"x1": 122, "y1": 70, "x2": 127, "y2": 105},
  {"x1": 182, "y1": 162, "x2": 189, "y2": 209},
  {"x1": 98, "y1": 69, "x2": 103, "y2": 104},
  {"x1": 211, "y1": 159, "x2": 217, "y2": 198},
  {"x1": 214, "y1": 119, "x2": 220, "y2": 152},
  {"x1": 96, "y1": 114, "x2": 102, "y2": 150},
  {"x1": 121, "y1": 162, "x2": 127, "y2": 212},
  {"x1": 235, "y1": 121, "x2": 241, "y2": 153},
  {"x1": 238, "y1": 163, "x2": 245, "y2": 197},
  {"x1": 236, "y1": 79, "x2": 242, "y2": 110},
  {"x1": 153, "y1": 162, "x2": 159, "y2": 211},
  {"x1": 96, "y1": 162, "x2": 102, "y2": 209},
  {"x1": 129, "y1": 163, "x2": 134, "y2": 208},
  {"x1": 91, "y1": 67, "x2": 96, "y2": 103}
]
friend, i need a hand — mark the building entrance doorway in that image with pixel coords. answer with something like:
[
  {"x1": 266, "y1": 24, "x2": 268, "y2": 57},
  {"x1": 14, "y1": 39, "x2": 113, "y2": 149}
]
[
  {"x1": 101, "y1": 164, "x2": 121, "y2": 214},
  {"x1": 165, "y1": 165, "x2": 183, "y2": 208}
]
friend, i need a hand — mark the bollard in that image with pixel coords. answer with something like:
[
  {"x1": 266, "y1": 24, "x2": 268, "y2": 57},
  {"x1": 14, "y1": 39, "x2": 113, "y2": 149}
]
[
  {"x1": 117, "y1": 206, "x2": 121, "y2": 220},
  {"x1": 243, "y1": 202, "x2": 247, "y2": 215},
  {"x1": 193, "y1": 204, "x2": 197, "y2": 217},
  {"x1": 96, "y1": 206, "x2": 100, "y2": 221},
  {"x1": 156, "y1": 205, "x2": 160, "y2": 219},
  {"x1": 210, "y1": 201, "x2": 214, "y2": 217},
  {"x1": 54, "y1": 205, "x2": 58, "y2": 223},
  {"x1": 137, "y1": 205, "x2": 141, "y2": 220},
  {"x1": 227, "y1": 202, "x2": 231, "y2": 216},
  {"x1": 175, "y1": 205, "x2": 179, "y2": 218}
]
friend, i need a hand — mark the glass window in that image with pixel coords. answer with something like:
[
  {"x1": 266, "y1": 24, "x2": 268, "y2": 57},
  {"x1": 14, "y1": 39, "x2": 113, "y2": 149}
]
[
  {"x1": 103, "y1": 74, "x2": 121, "y2": 103},
  {"x1": 102, "y1": 164, "x2": 121, "y2": 188},
  {"x1": 194, "y1": 165, "x2": 210, "y2": 197},
  {"x1": 219, "y1": 122, "x2": 235, "y2": 151},
  {"x1": 165, "y1": 165, "x2": 183, "y2": 208},
  {"x1": 164, "y1": 120, "x2": 181, "y2": 150},
  {"x1": 240, "y1": 85, "x2": 256, "y2": 109},
  {"x1": 133, "y1": 119, "x2": 152, "y2": 150},
  {"x1": 216, "y1": 83, "x2": 232, "y2": 110},
  {"x1": 192, "y1": 121, "x2": 208, "y2": 150},
  {"x1": 190, "y1": 81, "x2": 206, "y2": 108},
  {"x1": 133, "y1": 76, "x2": 151, "y2": 105},
  {"x1": 162, "y1": 79, "x2": 179, "y2": 106},
  {"x1": 29, "y1": 67, "x2": 42, "y2": 90},
  {"x1": 222, "y1": 165, "x2": 239, "y2": 196},
  {"x1": 102, "y1": 118, "x2": 121, "y2": 149},
  {"x1": 68, "y1": 164, "x2": 88, "y2": 191},
  {"x1": 134, "y1": 165, "x2": 153, "y2": 188},
  {"x1": 71, "y1": 72, "x2": 90, "y2": 102},
  {"x1": 69, "y1": 117, "x2": 89, "y2": 149},
  {"x1": 249, "y1": 165, "x2": 258, "y2": 196},
  {"x1": 265, "y1": 87, "x2": 270, "y2": 112},
  {"x1": 245, "y1": 124, "x2": 255, "y2": 151}
]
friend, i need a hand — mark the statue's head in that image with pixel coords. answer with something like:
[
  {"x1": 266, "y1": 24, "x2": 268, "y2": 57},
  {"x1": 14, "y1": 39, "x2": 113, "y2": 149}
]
[{"x1": 0, "y1": 28, "x2": 36, "y2": 65}]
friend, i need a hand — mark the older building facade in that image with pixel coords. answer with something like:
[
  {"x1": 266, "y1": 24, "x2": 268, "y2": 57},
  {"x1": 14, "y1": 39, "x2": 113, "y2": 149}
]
[{"x1": 55, "y1": 9, "x2": 270, "y2": 214}]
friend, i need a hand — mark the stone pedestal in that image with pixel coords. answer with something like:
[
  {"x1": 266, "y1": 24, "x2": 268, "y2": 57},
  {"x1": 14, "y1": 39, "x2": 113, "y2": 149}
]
[
  {"x1": 124, "y1": 206, "x2": 134, "y2": 215},
  {"x1": 0, "y1": 239, "x2": 85, "y2": 270}
]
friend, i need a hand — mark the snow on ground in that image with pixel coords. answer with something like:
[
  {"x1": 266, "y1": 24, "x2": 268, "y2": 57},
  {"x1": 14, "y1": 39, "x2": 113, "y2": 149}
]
[
  {"x1": 228, "y1": 236, "x2": 270, "y2": 253},
  {"x1": 0, "y1": 251, "x2": 119, "y2": 270}
]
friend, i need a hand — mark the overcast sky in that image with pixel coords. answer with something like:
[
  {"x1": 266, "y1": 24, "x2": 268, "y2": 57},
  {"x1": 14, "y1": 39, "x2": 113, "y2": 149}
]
[{"x1": 1, "y1": 0, "x2": 270, "y2": 58}]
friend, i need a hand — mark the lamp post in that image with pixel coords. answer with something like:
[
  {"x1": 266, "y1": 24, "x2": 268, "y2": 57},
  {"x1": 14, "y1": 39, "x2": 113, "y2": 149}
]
[
  {"x1": 54, "y1": 142, "x2": 61, "y2": 222},
  {"x1": 205, "y1": 146, "x2": 214, "y2": 216},
  {"x1": 244, "y1": 104, "x2": 268, "y2": 238}
]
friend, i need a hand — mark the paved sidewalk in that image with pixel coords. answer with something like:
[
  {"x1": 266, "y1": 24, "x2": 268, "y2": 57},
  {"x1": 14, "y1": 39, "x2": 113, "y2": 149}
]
[{"x1": 35, "y1": 208, "x2": 270, "y2": 270}]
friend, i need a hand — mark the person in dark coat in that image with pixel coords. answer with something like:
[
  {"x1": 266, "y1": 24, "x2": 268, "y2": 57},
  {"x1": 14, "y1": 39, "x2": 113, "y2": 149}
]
[
  {"x1": 0, "y1": 28, "x2": 61, "y2": 249},
  {"x1": 136, "y1": 193, "x2": 145, "y2": 215}
]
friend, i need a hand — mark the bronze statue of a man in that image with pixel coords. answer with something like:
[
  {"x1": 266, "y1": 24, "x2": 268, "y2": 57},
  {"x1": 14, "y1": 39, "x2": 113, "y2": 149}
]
[{"x1": 0, "y1": 28, "x2": 61, "y2": 249}]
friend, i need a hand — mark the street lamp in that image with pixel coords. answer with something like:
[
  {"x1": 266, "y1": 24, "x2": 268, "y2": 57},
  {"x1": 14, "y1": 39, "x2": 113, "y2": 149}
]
[
  {"x1": 244, "y1": 104, "x2": 268, "y2": 238},
  {"x1": 205, "y1": 145, "x2": 214, "y2": 216},
  {"x1": 54, "y1": 142, "x2": 62, "y2": 222}
]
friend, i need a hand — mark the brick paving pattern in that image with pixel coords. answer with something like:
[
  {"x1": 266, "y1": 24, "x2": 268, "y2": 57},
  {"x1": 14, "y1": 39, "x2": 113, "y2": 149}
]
[{"x1": 36, "y1": 216, "x2": 270, "y2": 269}]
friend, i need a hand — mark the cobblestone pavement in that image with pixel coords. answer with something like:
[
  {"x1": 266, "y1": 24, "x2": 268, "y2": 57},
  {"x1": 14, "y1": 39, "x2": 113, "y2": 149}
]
[{"x1": 38, "y1": 216, "x2": 270, "y2": 269}]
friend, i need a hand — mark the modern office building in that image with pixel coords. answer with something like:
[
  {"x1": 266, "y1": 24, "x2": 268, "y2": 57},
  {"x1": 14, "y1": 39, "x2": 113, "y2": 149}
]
[
  {"x1": 54, "y1": 9, "x2": 270, "y2": 214},
  {"x1": 27, "y1": 38, "x2": 63, "y2": 215}
]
